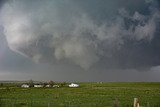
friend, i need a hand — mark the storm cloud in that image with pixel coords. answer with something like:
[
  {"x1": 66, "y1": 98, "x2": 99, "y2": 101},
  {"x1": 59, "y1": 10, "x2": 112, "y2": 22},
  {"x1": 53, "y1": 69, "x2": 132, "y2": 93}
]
[{"x1": 0, "y1": 0, "x2": 160, "y2": 81}]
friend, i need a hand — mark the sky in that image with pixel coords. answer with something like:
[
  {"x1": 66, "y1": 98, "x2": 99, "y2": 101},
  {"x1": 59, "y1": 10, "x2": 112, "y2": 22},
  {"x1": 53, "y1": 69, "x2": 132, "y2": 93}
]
[{"x1": 0, "y1": 0, "x2": 160, "y2": 82}]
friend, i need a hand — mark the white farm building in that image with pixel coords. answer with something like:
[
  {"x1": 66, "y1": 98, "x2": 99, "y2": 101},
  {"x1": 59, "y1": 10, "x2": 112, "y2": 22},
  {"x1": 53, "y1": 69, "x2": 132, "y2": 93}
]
[
  {"x1": 34, "y1": 85, "x2": 43, "y2": 88},
  {"x1": 21, "y1": 84, "x2": 29, "y2": 88},
  {"x1": 69, "y1": 83, "x2": 79, "y2": 88}
]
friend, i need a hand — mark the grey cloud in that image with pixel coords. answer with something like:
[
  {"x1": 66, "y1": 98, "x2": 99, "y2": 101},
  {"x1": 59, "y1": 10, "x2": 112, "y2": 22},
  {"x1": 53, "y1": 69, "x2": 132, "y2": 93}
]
[{"x1": 0, "y1": 0, "x2": 160, "y2": 70}]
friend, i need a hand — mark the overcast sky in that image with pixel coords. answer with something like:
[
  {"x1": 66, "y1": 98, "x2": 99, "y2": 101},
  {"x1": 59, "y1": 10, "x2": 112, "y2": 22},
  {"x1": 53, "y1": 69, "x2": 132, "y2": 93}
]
[{"x1": 0, "y1": 0, "x2": 160, "y2": 82}]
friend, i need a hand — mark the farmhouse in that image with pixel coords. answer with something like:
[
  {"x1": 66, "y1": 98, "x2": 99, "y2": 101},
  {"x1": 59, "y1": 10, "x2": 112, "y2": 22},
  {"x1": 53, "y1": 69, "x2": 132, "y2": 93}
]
[
  {"x1": 34, "y1": 85, "x2": 43, "y2": 88},
  {"x1": 21, "y1": 84, "x2": 29, "y2": 88},
  {"x1": 69, "y1": 83, "x2": 79, "y2": 88}
]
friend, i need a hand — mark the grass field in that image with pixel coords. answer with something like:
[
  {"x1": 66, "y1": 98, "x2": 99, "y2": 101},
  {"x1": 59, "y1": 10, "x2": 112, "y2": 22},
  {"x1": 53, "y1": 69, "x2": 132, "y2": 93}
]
[{"x1": 0, "y1": 82, "x2": 160, "y2": 107}]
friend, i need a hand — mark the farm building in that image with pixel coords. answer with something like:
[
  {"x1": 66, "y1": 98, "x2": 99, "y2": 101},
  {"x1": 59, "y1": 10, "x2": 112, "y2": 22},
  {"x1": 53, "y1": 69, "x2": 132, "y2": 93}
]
[
  {"x1": 69, "y1": 83, "x2": 79, "y2": 88},
  {"x1": 21, "y1": 84, "x2": 29, "y2": 88},
  {"x1": 53, "y1": 85, "x2": 59, "y2": 88},
  {"x1": 34, "y1": 85, "x2": 43, "y2": 88},
  {"x1": 45, "y1": 85, "x2": 51, "y2": 87}
]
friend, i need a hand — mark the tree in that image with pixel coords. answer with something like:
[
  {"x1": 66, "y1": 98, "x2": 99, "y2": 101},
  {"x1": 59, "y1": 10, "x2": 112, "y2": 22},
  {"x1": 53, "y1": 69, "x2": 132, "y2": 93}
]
[
  {"x1": 48, "y1": 80, "x2": 55, "y2": 86},
  {"x1": 0, "y1": 83, "x2": 3, "y2": 87},
  {"x1": 28, "y1": 79, "x2": 34, "y2": 87},
  {"x1": 60, "y1": 82, "x2": 67, "y2": 87}
]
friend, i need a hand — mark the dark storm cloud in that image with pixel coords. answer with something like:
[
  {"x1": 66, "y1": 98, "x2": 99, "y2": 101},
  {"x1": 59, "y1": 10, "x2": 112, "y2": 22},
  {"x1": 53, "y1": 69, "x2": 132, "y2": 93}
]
[
  {"x1": 0, "y1": 0, "x2": 160, "y2": 70},
  {"x1": 0, "y1": 0, "x2": 160, "y2": 82},
  {"x1": 0, "y1": 0, "x2": 7, "y2": 9}
]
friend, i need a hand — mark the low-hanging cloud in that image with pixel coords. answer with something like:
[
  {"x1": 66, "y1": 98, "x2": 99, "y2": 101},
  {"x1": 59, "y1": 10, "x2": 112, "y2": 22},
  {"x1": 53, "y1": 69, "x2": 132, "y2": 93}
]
[{"x1": 0, "y1": 0, "x2": 160, "y2": 70}]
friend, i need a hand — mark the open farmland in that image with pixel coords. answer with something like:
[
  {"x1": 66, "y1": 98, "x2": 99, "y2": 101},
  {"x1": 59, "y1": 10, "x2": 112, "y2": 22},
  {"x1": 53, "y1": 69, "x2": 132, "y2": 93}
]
[{"x1": 0, "y1": 82, "x2": 160, "y2": 107}]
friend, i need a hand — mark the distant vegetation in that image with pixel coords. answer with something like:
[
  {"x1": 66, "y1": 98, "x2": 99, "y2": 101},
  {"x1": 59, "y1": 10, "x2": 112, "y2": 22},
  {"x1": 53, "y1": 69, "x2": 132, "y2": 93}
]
[{"x1": 0, "y1": 82, "x2": 160, "y2": 107}]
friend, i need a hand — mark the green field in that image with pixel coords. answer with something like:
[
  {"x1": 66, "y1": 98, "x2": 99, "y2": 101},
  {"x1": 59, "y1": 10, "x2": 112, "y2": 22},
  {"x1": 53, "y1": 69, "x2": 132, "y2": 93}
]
[{"x1": 0, "y1": 82, "x2": 160, "y2": 107}]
